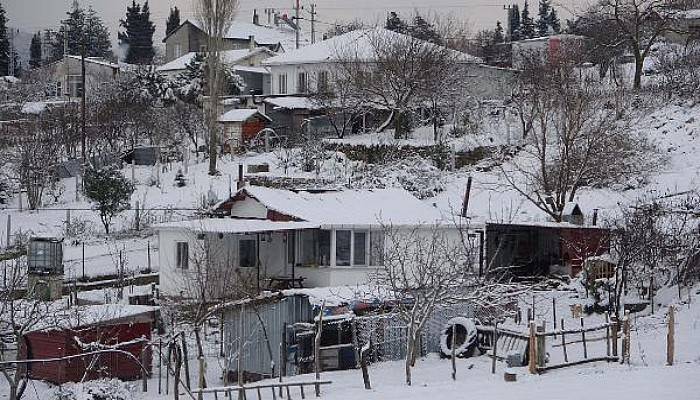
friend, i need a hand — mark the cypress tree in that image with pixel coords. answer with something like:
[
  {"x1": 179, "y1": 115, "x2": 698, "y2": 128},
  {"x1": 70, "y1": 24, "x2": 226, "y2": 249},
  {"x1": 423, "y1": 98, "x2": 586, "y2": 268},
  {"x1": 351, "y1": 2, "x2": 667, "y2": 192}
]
[
  {"x1": 548, "y1": 8, "x2": 561, "y2": 34},
  {"x1": 119, "y1": 1, "x2": 155, "y2": 64},
  {"x1": 52, "y1": 2, "x2": 113, "y2": 61},
  {"x1": 494, "y1": 21, "x2": 505, "y2": 44},
  {"x1": 0, "y1": 2, "x2": 10, "y2": 76},
  {"x1": 537, "y1": 0, "x2": 551, "y2": 37},
  {"x1": 385, "y1": 11, "x2": 408, "y2": 34},
  {"x1": 30, "y1": 32, "x2": 42, "y2": 68},
  {"x1": 520, "y1": 1, "x2": 536, "y2": 39},
  {"x1": 166, "y1": 6, "x2": 181, "y2": 37},
  {"x1": 509, "y1": 4, "x2": 521, "y2": 41}
]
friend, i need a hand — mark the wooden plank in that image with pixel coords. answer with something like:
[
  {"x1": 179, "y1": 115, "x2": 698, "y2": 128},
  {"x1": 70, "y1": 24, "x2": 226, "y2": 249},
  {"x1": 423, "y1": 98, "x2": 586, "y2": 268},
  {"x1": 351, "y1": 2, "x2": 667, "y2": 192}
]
[
  {"x1": 537, "y1": 356, "x2": 619, "y2": 372},
  {"x1": 561, "y1": 319, "x2": 568, "y2": 363},
  {"x1": 581, "y1": 318, "x2": 588, "y2": 359},
  {"x1": 535, "y1": 322, "x2": 616, "y2": 337}
]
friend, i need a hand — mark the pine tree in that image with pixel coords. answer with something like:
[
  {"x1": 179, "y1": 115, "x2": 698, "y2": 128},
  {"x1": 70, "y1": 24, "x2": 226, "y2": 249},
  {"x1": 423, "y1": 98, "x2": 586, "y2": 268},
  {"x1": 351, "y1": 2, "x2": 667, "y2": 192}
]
[
  {"x1": 494, "y1": 21, "x2": 505, "y2": 43},
  {"x1": 537, "y1": 0, "x2": 551, "y2": 37},
  {"x1": 166, "y1": 6, "x2": 180, "y2": 37},
  {"x1": 0, "y1": 2, "x2": 10, "y2": 76},
  {"x1": 409, "y1": 14, "x2": 442, "y2": 44},
  {"x1": 385, "y1": 11, "x2": 408, "y2": 34},
  {"x1": 548, "y1": 8, "x2": 561, "y2": 34},
  {"x1": 52, "y1": 2, "x2": 113, "y2": 61},
  {"x1": 29, "y1": 32, "x2": 42, "y2": 68},
  {"x1": 521, "y1": 1, "x2": 536, "y2": 39},
  {"x1": 119, "y1": 1, "x2": 155, "y2": 64},
  {"x1": 509, "y1": 5, "x2": 521, "y2": 41}
]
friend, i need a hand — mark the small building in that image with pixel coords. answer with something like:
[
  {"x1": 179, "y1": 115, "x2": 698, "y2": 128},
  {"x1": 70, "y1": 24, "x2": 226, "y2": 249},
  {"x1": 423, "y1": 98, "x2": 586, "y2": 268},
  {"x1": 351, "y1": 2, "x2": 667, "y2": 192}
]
[
  {"x1": 666, "y1": 9, "x2": 700, "y2": 44},
  {"x1": 34, "y1": 55, "x2": 120, "y2": 100},
  {"x1": 156, "y1": 185, "x2": 457, "y2": 296},
  {"x1": 218, "y1": 109, "x2": 272, "y2": 149},
  {"x1": 510, "y1": 34, "x2": 589, "y2": 69},
  {"x1": 21, "y1": 305, "x2": 157, "y2": 384},
  {"x1": 485, "y1": 221, "x2": 610, "y2": 278}
]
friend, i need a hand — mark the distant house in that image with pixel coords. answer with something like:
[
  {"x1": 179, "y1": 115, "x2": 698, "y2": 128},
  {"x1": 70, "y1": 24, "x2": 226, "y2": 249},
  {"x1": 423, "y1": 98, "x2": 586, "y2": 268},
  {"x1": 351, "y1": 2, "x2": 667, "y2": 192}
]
[
  {"x1": 666, "y1": 9, "x2": 700, "y2": 44},
  {"x1": 218, "y1": 108, "x2": 272, "y2": 149},
  {"x1": 156, "y1": 185, "x2": 457, "y2": 295},
  {"x1": 510, "y1": 34, "x2": 589, "y2": 69},
  {"x1": 37, "y1": 55, "x2": 120, "y2": 99},
  {"x1": 21, "y1": 305, "x2": 157, "y2": 384},
  {"x1": 156, "y1": 47, "x2": 274, "y2": 95},
  {"x1": 162, "y1": 17, "x2": 308, "y2": 63}
]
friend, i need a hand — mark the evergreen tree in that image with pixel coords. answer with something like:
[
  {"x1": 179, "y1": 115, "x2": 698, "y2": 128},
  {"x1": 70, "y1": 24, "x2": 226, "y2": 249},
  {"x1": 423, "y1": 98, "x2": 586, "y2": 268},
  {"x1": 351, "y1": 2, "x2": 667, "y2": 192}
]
[
  {"x1": 409, "y1": 14, "x2": 442, "y2": 44},
  {"x1": 52, "y1": 2, "x2": 113, "y2": 61},
  {"x1": 29, "y1": 32, "x2": 42, "y2": 68},
  {"x1": 521, "y1": 1, "x2": 536, "y2": 39},
  {"x1": 494, "y1": 21, "x2": 505, "y2": 43},
  {"x1": 548, "y1": 8, "x2": 561, "y2": 34},
  {"x1": 166, "y1": 6, "x2": 181, "y2": 37},
  {"x1": 83, "y1": 165, "x2": 135, "y2": 235},
  {"x1": 0, "y1": 2, "x2": 10, "y2": 76},
  {"x1": 119, "y1": 1, "x2": 156, "y2": 64},
  {"x1": 385, "y1": 11, "x2": 408, "y2": 34},
  {"x1": 537, "y1": 0, "x2": 551, "y2": 37},
  {"x1": 509, "y1": 4, "x2": 521, "y2": 41}
]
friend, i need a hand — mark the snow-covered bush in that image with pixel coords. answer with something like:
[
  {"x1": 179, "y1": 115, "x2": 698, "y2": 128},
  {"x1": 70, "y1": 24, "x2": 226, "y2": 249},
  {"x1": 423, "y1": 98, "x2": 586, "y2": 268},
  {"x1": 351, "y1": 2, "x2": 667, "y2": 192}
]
[
  {"x1": 350, "y1": 156, "x2": 447, "y2": 199},
  {"x1": 51, "y1": 379, "x2": 136, "y2": 400}
]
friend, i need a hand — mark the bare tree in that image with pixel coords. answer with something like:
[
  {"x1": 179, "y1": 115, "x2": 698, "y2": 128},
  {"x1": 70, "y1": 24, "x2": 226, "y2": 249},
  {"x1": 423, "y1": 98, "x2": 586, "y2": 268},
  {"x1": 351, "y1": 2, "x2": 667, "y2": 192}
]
[
  {"x1": 307, "y1": 70, "x2": 368, "y2": 139},
  {"x1": 502, "y1": 46, "x2": 658, "y2": 222},
  {"x1": 0, "y1": 261, "x2": 55, "y2": 400},
  {"x1": 371, "y1": 222, "x2": 522, "y2": 385},
  {"x1": 194, "y1": 0, "x2": 239, "y2": 175},
  {"x1": 335, "y1": 29, "x2": 464, "y2": 139},
  {"x1": 596, "y1": 0, "x2": 685, "y2": 89}
]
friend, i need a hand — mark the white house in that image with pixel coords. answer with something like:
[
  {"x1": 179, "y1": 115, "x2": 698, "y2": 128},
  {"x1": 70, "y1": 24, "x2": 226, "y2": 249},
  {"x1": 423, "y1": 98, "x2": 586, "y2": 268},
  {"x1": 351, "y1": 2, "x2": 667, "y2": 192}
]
[
  {"x1": 157, "y1": 185, "x2": 462, "y2": 296},
  {"x1": 262, "y1": 28, "x2": 514, "y2": 100}
]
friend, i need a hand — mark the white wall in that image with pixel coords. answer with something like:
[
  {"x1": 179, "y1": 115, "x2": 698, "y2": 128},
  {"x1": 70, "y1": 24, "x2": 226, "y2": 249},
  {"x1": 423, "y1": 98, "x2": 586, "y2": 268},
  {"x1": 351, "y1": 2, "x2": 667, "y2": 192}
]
[
  {"x1": 268, "y1": 63, "x2": 330, "y2": 96},
  {"x1": 229, "y1": 196, "x2": 269, "y2": 219}
]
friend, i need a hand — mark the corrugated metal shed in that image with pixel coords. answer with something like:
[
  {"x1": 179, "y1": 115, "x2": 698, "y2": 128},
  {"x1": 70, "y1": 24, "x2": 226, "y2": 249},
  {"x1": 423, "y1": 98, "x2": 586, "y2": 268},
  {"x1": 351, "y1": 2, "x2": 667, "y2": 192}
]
[{"x1": 224, "y1": 294, "x2": 312, "y2": 380}]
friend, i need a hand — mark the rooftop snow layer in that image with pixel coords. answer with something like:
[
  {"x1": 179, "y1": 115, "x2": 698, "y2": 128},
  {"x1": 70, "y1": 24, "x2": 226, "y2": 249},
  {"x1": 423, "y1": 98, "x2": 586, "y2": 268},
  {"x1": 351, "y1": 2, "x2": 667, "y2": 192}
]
[
  {"x1": 156, "y1": 219, "x2": 320, "y2": 233},
  {"x1": 156, "y1": 49, "x2": 268, "y2": 72},
  {"x1": 264, "y1": 96, "x2": 321, "y2": 110},
  {"x1": 187, "y1": 19, "x2": 309, "y2": 51},
  {"x1": 240, "y1": 185, "x2": 447, "y2": 226},
  {"x1": 218, "y1": 108, "x2": 271, "y2": 123},
  {"x1": 264, "y1": 28, "x2": 482, "y2": 66}
]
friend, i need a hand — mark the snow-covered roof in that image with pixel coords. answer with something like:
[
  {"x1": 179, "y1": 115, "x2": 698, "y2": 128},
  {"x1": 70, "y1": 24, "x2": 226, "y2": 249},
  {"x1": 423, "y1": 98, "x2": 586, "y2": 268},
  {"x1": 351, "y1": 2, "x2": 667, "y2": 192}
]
[
  {"x1": 20, "y1": 100, "x2": 76, "y2": 115},
  {"x1": 156, "y1": 219, "x2": 320, "y2": 233},
  {"x1": 218, "y1": 108, "x2": 271, "y2": 123},
  {"x1": 183, "y1": 19, "x2": 308, "y2": 51},
  {"x1": 64, "y1": 55, "x2": 120, "y2": 69},
  {"x1": 239, "y1": 185, "x2": 447, "y2": 226},
  {"x1": 264, "y1": 96, "x2": 321, "y2": 110},
  {"x1": 156, "y1": 48, "x2": 271, "y2": 72},
  {"x1": 28, "y1": 304, "x2": 158, "y2": 332},
  {"x1": 264, "y1": 28, "x2": 482, "y2": 66}
]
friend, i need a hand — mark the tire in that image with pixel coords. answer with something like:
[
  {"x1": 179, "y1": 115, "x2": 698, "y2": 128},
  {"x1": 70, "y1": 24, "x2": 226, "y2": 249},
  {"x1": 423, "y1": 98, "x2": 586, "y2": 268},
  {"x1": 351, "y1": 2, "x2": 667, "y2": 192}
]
[{"x1": 440, "y1": 317, "x2": 478, "y2": 358}]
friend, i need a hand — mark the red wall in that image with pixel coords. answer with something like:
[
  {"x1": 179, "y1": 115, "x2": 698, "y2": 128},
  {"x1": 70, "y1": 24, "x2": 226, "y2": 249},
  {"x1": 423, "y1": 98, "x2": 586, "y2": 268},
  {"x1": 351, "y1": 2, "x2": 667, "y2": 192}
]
[
  {"x1": 23, "y1": 322, "x2": 152, "y2": 384},
  {"x1": 560, "y1": 227, "x2": 610, "y2": 276}
]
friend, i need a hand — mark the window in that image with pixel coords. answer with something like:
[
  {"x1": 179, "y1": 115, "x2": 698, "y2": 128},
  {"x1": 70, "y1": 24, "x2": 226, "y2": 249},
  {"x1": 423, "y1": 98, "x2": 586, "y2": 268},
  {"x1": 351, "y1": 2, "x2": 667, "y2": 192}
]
[
  {"x1": 199, "y1": 45, "x2": 208, "y2": 53},
  {"x1": 353, "y1": 231, "x2": 368, "y2": 266},
  {"x1": 336, "y1": 230, "x2": 351, "y2": 266},
  {"x1": 370, "y1": 230, "x2": 385, "y2": 266},
  {"x1": 278, "y1": 73, "x2": 287, "y2": 94},
  {"x1": 176, "y1": 242, "x2": 189, "y2": 269},
  {"x1": 175, "y1": 44, "x2": 182, "y2": 58},
  {"x1": 67, "y1": 75, "x2": 83, "y2": 97},
  {"x1": 297, "y1": 72, "x2": 308, "y2": 93},
  {"x1": 318, "y1": 230, "x2": 331, "y2": 265},
  {"x1": 239, "y1": 238, "x2": 257, "y2": 268},
  {"x1": 287, "y1": 231, "x2": 296, "y2": 266},
  {"x1": 298, "y1": 229, "x2": 331, "y2": 266},
  {"x1": 317, "y1": 70, "x2": 329, "y2": 92}
]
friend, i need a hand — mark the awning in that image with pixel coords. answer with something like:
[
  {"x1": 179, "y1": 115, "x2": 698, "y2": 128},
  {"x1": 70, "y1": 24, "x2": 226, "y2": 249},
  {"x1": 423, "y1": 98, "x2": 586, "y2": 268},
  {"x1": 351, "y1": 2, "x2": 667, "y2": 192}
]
[{"x1": 155, "y1": 218, "x2": 320, "y2": 234}]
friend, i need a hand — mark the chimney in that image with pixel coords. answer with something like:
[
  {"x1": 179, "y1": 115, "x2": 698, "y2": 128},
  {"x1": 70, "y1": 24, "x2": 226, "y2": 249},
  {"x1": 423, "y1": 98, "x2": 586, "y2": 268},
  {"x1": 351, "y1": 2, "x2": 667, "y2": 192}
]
[
  {"x1": 249, "y1": 35, "x2": 255, "y2": 51},
  {"x1": 253, "y1": 9, "x2": 260, "y2": 25}
]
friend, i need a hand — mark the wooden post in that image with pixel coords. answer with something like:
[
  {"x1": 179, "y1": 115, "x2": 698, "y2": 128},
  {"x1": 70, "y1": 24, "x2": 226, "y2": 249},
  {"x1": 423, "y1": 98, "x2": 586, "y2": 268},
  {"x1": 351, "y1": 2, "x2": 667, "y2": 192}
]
[
  {"x1": 279, "y1": 342, "x2": 284, "y2": 397},
  {"x1": 491, "y1": 323, "x2": 498, "y2": 374},
  {"x1": 622, "y1": 310, "x2": 631, "y2": 364},
  {"x1": 451, "y1": 323, "x2": 457, "y2": 380},
  {"x1": 536, "y1": 322, "x2": 545, "y2": 368},
  {"x1": 552, "y1": 298, "x2": 557, "y2": 333},
  {"x1": 166, "y1": 342, "x2": 172, "y2": 395},
  {"x1": 238, "y1": 303, "x2": 245, "y2": 400},
  {"x1": 528, "y1": 322, "x2": 537, "y2": 374},
  {"x1": 560, "y1": 319, "x2": 568, "y2": 363},
  {"x1": 141, "y1": 348, "x2": 148, "y2": 392},
  {"x1": 158, "y1": 339, "x2": 162, "y2": 394},
  {"x1": 667, "y1": 305, "x2": 675, "y2": 366},
  {"x1": 611, "y1": 317, "x2": 619, "y2": 357},
  {"x1": 181, "y1": 335, "x2": 191, "y2": 389},
  {"x1": 360, "y1": 341, "x2": 371, "y2": 390},
  {"x1": 174, "y1": 346, "x2": 181, "y2": 400},
  {"x1": 314, "y1": 304, "x2": 324, "y2": 397},
  {"x1": 580, "y1": 318, "x2": 588, "y2": 359},
  {"x1": 605, "y1": 313, "x2": 611, "y2": 358}
]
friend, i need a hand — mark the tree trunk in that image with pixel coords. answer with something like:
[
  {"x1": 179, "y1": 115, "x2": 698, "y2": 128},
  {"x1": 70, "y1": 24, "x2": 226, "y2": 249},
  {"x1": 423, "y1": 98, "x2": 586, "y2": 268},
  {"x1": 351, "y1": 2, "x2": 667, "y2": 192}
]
[
  {"x1": 633, "y1": 55, "x2": 643, "y2": 90},
  {"x1": 193, "y1": 326, "x2": 206, "y2": 398},
  {"x1": 394, "y1": 110, "x2": 403, "y2": 140}
]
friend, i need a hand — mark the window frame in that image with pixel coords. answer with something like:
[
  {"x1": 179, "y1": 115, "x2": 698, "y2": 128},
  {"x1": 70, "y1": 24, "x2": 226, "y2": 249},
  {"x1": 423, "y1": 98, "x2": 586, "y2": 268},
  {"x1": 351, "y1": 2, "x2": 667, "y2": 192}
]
[
  {"x1": 176, "y1": 242, "x2": 189, "y2": 270},
  {"x1": 238, "y1": 238, "x2": 258, "y2": 268},
  {"x1": 278, "y1": 73, "x2": 288, "y2": 94}
]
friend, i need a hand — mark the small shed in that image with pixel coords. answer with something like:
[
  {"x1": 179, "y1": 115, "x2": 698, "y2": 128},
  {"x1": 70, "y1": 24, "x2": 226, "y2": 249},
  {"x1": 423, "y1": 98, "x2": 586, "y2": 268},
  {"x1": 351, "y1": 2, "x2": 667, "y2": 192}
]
[
  {"x1": 21, "y1": 305, "x2": 157, "y2": 384},
  {"x1": 122, "y1": 146, "x2": 160, "y2": 166},
  {"x1": 218, "y1": 108, "x2": 272, "y2": 149}
]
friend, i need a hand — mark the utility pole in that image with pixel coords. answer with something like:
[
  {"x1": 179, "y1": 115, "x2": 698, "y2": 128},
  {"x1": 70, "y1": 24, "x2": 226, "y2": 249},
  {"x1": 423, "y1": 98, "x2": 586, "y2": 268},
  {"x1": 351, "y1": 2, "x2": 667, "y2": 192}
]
[
  {"x1": 81, "y1": 40, "x2": 86, "y2": 163},
  {"x1": 309, "y1": 4, "x2": 317, "y2": 44},
  {"x1": 295, "y1": 0, "x2": 301, "y2": 49},
  {"x1": 8, "y1": 28, "x2": 15, "y2": 75}
]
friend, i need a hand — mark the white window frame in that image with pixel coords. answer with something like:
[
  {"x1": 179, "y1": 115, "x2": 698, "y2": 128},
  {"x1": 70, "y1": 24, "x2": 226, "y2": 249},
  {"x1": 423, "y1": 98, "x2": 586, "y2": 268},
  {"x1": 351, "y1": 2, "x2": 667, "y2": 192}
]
[
  {"x1": 176, "y1": 242, "x2": 189, "y2": 269},
  {"x1": 278, "y1": 73, "x2": 288, "y2": 94},
  {"x1": 297, "y1": 71, "x2": 308, "y2": 94}
]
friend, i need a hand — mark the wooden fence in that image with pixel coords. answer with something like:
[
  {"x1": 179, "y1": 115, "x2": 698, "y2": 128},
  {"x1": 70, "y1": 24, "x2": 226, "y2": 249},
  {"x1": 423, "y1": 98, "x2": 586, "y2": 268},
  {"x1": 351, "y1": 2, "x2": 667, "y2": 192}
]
[{"x1": 193, "y1": 380, "x2": 332, "y2": 400}]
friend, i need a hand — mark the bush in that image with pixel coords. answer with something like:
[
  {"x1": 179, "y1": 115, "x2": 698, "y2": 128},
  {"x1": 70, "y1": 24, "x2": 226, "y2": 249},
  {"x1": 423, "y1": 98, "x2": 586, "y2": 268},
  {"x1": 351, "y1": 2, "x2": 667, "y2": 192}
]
[{"x1": 52, "y1": 379, "x2": 136, "y2": 400}]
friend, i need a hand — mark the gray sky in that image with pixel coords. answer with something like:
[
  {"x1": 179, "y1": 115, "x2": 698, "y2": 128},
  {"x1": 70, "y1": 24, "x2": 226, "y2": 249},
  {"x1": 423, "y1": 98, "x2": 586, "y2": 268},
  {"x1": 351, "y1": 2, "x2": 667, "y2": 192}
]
[{"x1": 4, "y1": 0, "x2": 586, "y2": 50}]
